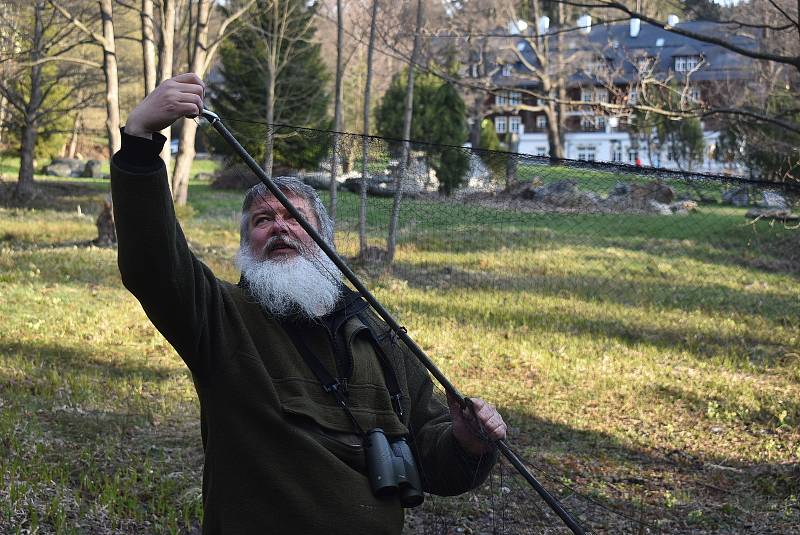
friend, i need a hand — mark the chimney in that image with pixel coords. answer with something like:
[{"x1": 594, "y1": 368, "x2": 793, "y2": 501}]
[
  {"x1": 667, "y1": 14, "x2": 679, "y2": 27},
  {"x1": 578, "y1": 14, "x2": 592, "y2": 34},
  {"x1": 538, "y1": 16, "x2": 550, "y2": 35},
  {"x1": 629, "y1": 17, "x2": 640, "y2": 38}
]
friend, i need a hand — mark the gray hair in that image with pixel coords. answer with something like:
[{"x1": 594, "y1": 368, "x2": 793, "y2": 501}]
[{"x1": 239, "y1": 176, "x2": 335, "y2": 249}]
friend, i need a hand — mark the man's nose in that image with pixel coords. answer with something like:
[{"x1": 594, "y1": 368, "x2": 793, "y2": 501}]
[{"x1": 271, "y1": 216, "x2": 290, "y2": 234}]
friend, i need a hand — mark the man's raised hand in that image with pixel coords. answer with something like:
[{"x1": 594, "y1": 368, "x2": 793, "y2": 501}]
[{"x1": 125, "y1": 73, "x2": 205, "y2": 139}]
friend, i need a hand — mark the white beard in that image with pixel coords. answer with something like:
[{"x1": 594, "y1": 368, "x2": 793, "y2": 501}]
[{"x1": 235, "y1": 241, "x2": 342, "y2": 319}]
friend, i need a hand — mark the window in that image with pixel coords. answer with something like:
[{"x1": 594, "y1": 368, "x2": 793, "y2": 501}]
[
  {"x1": 509, "y1": 116, "x2": 521, "y2": 133},
  {"x1": 577, "y1": 145, "x2": 596, "y2": 161},
  {"x1": 536, "y1": 115, "x2": 547, "y2": 129},
  {"x1": 508, "y1": 91, "x2": 522, "y2": 106},
  {"x1": 628, "y1": 149, "x2": 639, "y2": 163},
  {"x1": 628, "y1": 89, "x2": 638, "y2": 105},
  {"x1": 611, "y1": 143, "x2": 623, "y2": 162},
  {"x1": 580, "y1": 115, "x2": 595, "y2": 130},
  {"x1": 674, "y1": 55, "x2": 701, "y2": 72},
  {"x1": 688, "y1": 85, "x2": 702, "y2": 103},
  {"x1": 581, "y1": 88, "x2": 593, "y2": 102},
  {"x1": 536, "y1": 146, "x2": 547, "y2": 156},
  {"x1": 536, "y1": 98, "x2": 544, "y2": 106},
  {"x1": 470, "y1": 64, "x2": 479, "y2": 78},
  {"x1": 495, "y1": 91, "x2": 508, "y2": 106},
  {"x1": 596, "y1": 116, "x2": 606, "y2": 130},
  {"x1": 501, "y1": 64, "x2": 513, "y2": 76},
  {"x1": 594, "y1": 88, "x2": 608, "y2": 103},
  {"x1": 495, "y1": 116, "x2": 507, "y2": 134}
]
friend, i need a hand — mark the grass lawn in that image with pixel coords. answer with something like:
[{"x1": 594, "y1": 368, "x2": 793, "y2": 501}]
[{"x1": 0, "y1": 156, "x2": 798, "y2": 533}]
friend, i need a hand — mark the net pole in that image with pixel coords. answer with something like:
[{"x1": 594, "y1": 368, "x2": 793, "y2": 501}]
[{"x1": 201, "y1": 110, "x2": 587, "y2": 535}]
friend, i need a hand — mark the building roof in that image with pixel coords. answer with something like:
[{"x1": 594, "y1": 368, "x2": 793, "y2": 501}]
[{"x1": 497, "y1": 19, "x2": 758, "y2": 88}]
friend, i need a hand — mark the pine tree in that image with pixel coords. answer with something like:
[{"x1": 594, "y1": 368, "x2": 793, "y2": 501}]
[
  {"x1": 376, "y1": 70, "x2": 469, "y2": 194},
  {"x1": 209, "y1": 0, "x2": 330, "y2": 170}
]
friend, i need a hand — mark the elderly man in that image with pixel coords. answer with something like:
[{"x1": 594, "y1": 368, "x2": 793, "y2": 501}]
[{"x1": 112, "y1": 73, "x2": 507, "y2": 534}]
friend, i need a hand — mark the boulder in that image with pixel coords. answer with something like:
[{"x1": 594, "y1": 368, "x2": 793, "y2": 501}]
[
  {"x1": 670, "y1": 200, "x2": 698, "y2": 215},
  {"x1": 760, "y1": 191, "x2": 788, "y2": 209},
  {"x1": 82, "y1": 159, "x2": 103, "y2": 178},
  {"x1": 627, "y1": 182, "x2": 675, "y2": 204},
  {"x1": 746, "y1": 208, "x2": 798, "y2": 221},
  {"x1": 301, "y1": 172, "x2": 339, "y2": 191},
  {"x1": 722, "y1": 187, "x2": 749, "y2": 207},
  {"x1": 343, "y1": 176, "x2": 396, "y2": 198},
  {"x1": 647, "y1": 200, "x2": 673, "y2": 215},
  {"x1": 45, "y1": 157, "x2": 85, "y2": 177}
]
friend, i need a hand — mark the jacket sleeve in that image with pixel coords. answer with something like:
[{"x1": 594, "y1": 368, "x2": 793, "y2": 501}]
[
  {"x1": 403, "y1": 355, "x2": 499, "y2": 496},
  {"x1": 111, "y1": 152, "x2": 236, "y2": 383}
]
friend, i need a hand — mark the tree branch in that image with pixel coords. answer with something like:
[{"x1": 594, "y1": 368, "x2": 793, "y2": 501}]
[{"x1": 47, "y1": 0, "x2": 107, "y2": 47}]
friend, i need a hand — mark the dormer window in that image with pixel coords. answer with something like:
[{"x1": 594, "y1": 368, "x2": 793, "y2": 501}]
[
  {"x1": 496, "y1": 91, "x2": 508, "y2": 106},
  {"x1": 501, "y1": 64, "x2": 513, "y2": 76},
  {"x1": 508, "y1": 91, "x2": 521, "y2": 106},
  {"x1": 674, "y1": 55, "x2": 701, "y2": 72}
]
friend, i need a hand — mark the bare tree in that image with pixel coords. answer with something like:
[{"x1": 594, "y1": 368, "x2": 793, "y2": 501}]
[
  {"x1": 141, "y1": 0, "x2": 157, "y2": 96},
  {"x1": 359, "y1": 0, "x2": 379, "y2": 259},
  {"x1": 386, "y1": 0, "x2": 423, "y2": 263},
  {"x1": 170, "y1": 0, "x2": 255, "y2": 205},
  {"x1": 49, "y1": 0, "x2": 122, "y2": 157},
  {"x1": 328, "y1": 0, "x2": 344, "y2": 222},
  {"x1": 158, "y1": 0, "x2": 177, "y2": 176},
  {"x1": 0, "y1": 0, "x2": 97, "y2": 199}
]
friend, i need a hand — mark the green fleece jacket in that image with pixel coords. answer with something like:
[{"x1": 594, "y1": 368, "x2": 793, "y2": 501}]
[{"x1": 111, "y1": 154, "x2": 496, "y2": 534}]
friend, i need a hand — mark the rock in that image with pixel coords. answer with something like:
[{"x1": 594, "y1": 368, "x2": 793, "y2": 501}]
[
  {"x1": 45, "y1": 157, "x2": 84, "y2": 177},
  {"x1": 670, "y1": 200, "x2": 698, "y2": 215},
  {"x1": 45, "y1": 158, "x2": 84, "y2": 177},
  {"x1": 722, "y1": 187, "x2": 749, "y2": 207},
  {"x1": 505, "y1": 180, "x2": 539, "y2": 199},
  {"x1": 343, "y1": 176, "x2": 397, "y2": 198},
  {"x1": 82, "y1": 159, "x2": 102, "y2": 178},
  {"x1": 647, "y1": 200, "x2": 673, "y2": 215},
  {"x1": 611, "y1": 182, "x2": 629, "y2": 196},
  {"x1": 628, "y1": 182, "x2": 675, "y2": 204},
  {"x1": 301, "y1": 172, "x2": 338, "y2": 191},
  {"x1": 44, "y1": 162, "x2": 76, "y2": 177},
  {"x1": 760, "y1": 191, "x2": 788, "y2": 209},
  {"x1": 745, "y1": 208, "x2": 799, "y2": 221}
]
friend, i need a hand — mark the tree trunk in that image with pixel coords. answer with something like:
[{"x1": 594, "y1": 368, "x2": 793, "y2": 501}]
[
  {"x1": 158, "y1": 0, "x2": 176, "y2": 180},
  {"x1": 141, "y1": 0, "x2": 157, "y2": 96},
  {"x1": 0, "y1": 93, "x2": 7, "y2": 148},
  {"x1": 359, "y1": 0, "x2": 379, "y2": 259},
  {"x1": 15, "y1": 0, "x2": 45, "y2": 201},
  {"x1": 67, "y1": 110, "x2": 81, "y2": 158},
  {"x1": 387, "y1": 0, "x2": 422, "y2": 264},
  {"x1": 552, "y1": 2, "x2": 567, "y2": 159},
  {"x1": 264, "y1": 66, "x2": 275, "y2": 179},
  {"x1": 329, "y1": 0, "x2": 344, "y2": 222},
  {"x1": 100, "y1": 0, "x2": 121, "y2": 157},
  {"x1": 172, "y1": 0, "x2": 211, "y2": 205}
]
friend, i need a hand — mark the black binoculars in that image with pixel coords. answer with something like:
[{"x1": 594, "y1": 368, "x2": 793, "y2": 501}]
[{"x1": 364, "y1": 428, "x2": 424, "y2": 508}]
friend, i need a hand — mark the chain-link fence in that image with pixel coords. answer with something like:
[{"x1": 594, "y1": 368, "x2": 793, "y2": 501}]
[{"x1": 209, "y1": 118, "x2": 800, "y2": 534}]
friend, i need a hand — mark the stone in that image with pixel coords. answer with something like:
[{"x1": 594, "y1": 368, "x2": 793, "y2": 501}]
[
  {"x1": 670, "y1": 200, "x2": 698, "y2": 215},
  {"x1": 722, "y1": 187, "x2": 749, "y2": 207},
  {"x1": 745, "y1": 208, "x2": 798, "y2": 221},
  {"x1": 611, "y1": 182, "x2": 629, "y2": 196},
  {"x1": 82, "y1": 159, "x2": 103, "y2": 178},
  {"x1": 647, "y1": 200, "x2": 673, "y2": 215},
  {"x1": 44, "y1": 162, "x2": 76, "y2": 177},
  {"x1": 760, "y1": 191, "x2": 788, "y2": 209},
  {"x1": 628, "y1": 182, "x2": 675, "y2": 204}
]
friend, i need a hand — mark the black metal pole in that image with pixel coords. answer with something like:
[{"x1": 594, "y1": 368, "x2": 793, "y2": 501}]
[{"x1": 201, "y1": 110, "x2": 587, "y2": 535}]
